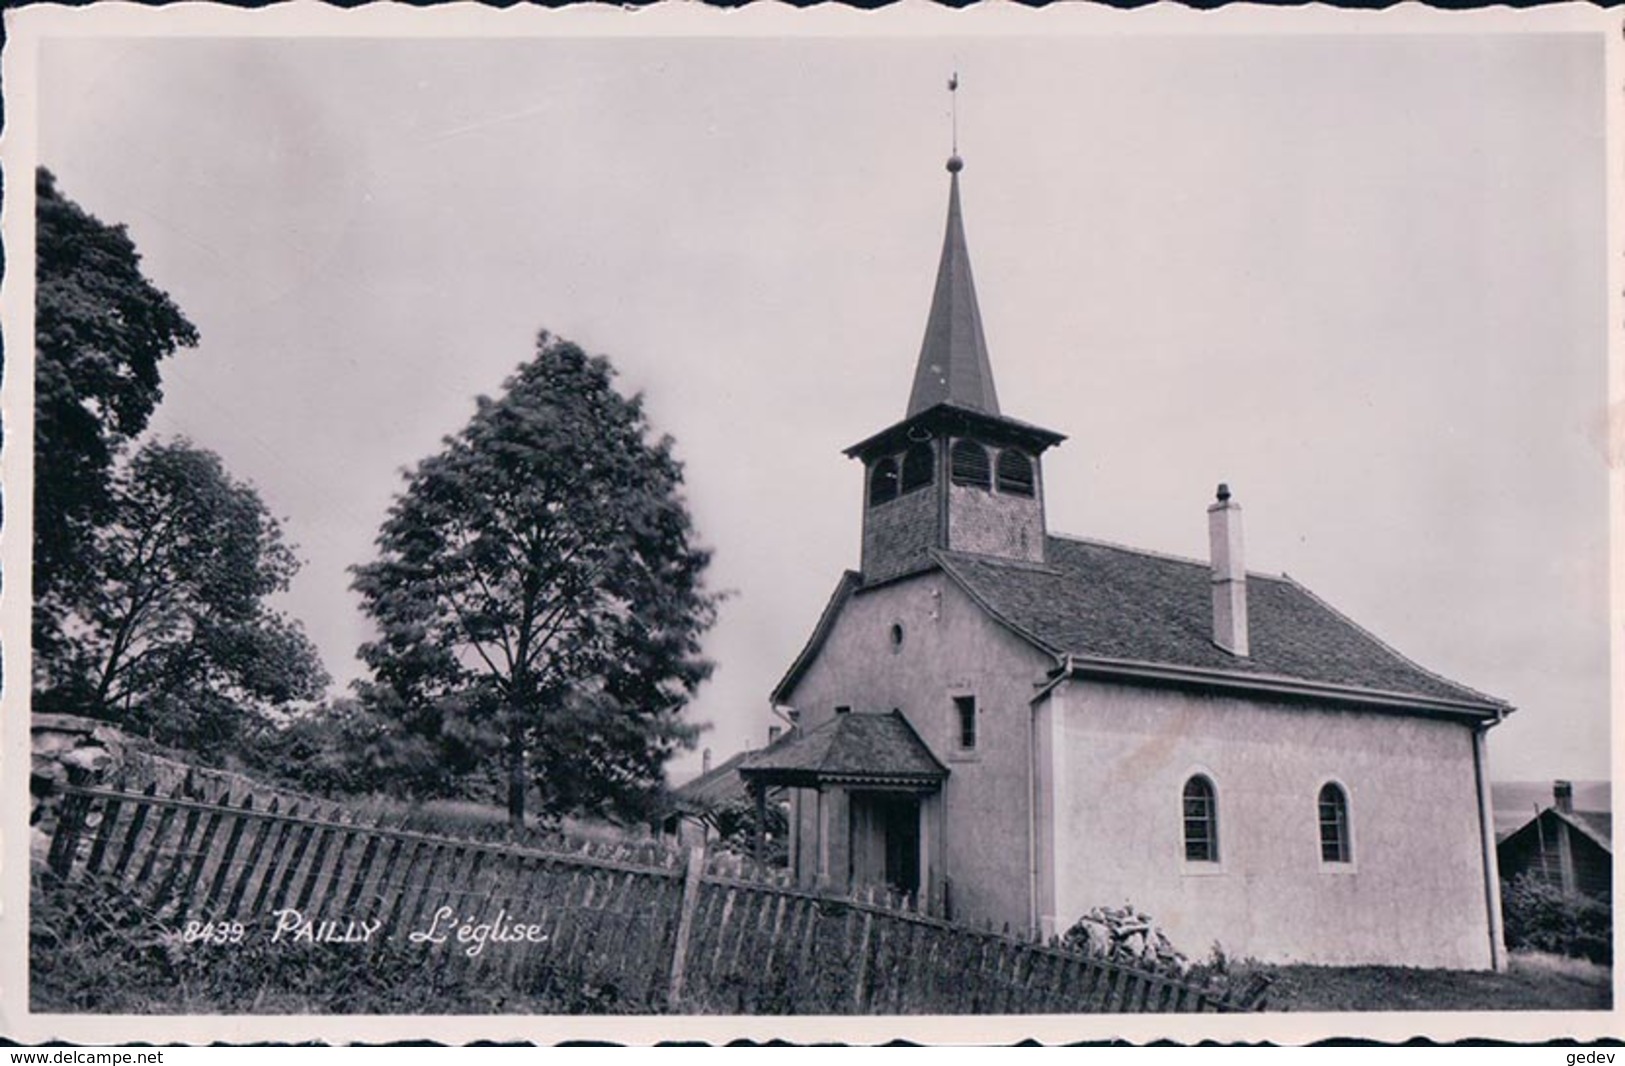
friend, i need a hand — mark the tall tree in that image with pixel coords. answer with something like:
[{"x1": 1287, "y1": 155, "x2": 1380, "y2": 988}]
[
  {"x1": 36, "y1": 438, "x2": 329, "y2": 751},
  {"x1": 34, "y1": 167, "x2": 200, "y2": 670},
  {"x1": 352, "y1": 333, "x2": 718, "y2": 826}
]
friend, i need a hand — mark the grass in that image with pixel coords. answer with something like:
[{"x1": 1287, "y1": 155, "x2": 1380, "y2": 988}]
[
  {"x1": 29, "y1": 870, "x2": 640, "y2": 1015},
  {"x1": 1249, "y1": 951, "x2": 1612, "y2": 1012}
]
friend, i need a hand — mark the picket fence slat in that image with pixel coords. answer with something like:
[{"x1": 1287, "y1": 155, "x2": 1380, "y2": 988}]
[
  {"x1": 205, "y1": 794, "x2": 252, "y2": 909},
  {"x1": 83, "y1": 789, "x2": 125, "y2": 877},
  {"x1": 176, "y1": 795, "x2": 229, "y2": 915},
  {"x1": 131, "y1": 792, "x2": 179, "y2": 889},
  {"x1": 147, "y1": 795, "x2": 200, "y2": 915}
]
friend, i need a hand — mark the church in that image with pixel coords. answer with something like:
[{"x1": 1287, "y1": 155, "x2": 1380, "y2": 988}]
[{"x1": 737, "y1": 145, "x2": 1514, "y2": 971}]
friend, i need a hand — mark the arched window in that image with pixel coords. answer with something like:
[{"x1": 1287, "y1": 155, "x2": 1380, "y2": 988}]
[
  {"x1": 996, "y1": 450, "x2": 1035, "y2": 497},
  {"x1": 1183, "y1": 776, "x2": 1219, "y2": 863},
  {"x1": 901, "y1": 442, "x2": 935, "y2": 493},
  {"x1": 950, "y1": 440, "x2": 991, "y2": 489},
  {"x1": 1318, "y1": 783, "x2": 1351, "y2": 863},
  {"x1": 868, "y1": 458, "x2": 899, "y2": 507}
]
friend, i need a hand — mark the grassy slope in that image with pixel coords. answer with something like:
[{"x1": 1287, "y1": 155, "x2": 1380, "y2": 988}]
[{"x1": 1257, "y1": 954, "x2": 1612, "y2": 1012}]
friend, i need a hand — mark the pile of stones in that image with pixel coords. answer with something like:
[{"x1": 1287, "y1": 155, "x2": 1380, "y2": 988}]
[{"x1": 1062, "y1": 904, "x2": 1191, "y2": 976}]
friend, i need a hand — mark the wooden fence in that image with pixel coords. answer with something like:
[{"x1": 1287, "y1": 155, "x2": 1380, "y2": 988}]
[{"x1": 40, "y1": 780, "x2": 1268, "y2": 1014}]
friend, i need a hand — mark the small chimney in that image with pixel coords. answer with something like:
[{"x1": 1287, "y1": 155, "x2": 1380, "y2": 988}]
[
  {"x1": 701, "y1": 748, "x2": 712, "y2": 775},
  {"x1": 768, "y1": 726, "x2": 782, "y2": 745},
  {"x1": 1207, "y1": 483, "x2": 1249, "y2": 657},
  {"x1": 1554, "y1": 780, "x2": 1574, "y2": 814}
]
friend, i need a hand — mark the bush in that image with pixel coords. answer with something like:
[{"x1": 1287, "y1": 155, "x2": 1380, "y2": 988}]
[{"x1": 1500, "y1": 873, "x2": 1612, "y2": 965}]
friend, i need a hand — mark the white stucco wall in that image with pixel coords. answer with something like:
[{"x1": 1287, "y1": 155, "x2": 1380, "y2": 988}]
[
  {"x1": 1038, "y1": 678, "x2": 1496, "y2": 970},
  {"x1": 783, "y1": 570, "x2": 1054, "y2": 928}
]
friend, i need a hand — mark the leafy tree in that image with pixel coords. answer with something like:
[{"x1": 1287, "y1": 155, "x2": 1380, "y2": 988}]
[
  {"x1": 34, "y1": 167, "x2": 200, "y2": 672},
  {"x1": 352, "y1": 333, "x2": 718, "y2": 827},
  {"x1": 35, "y1": 438, "x2": 329, "y2": 751}
]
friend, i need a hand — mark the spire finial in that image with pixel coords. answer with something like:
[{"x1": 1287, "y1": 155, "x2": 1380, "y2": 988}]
[{"x1": 947, "y1": 71, "x2": 963, "y2": 173}]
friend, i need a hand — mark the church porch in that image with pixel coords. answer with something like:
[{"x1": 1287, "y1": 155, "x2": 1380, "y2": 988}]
[{"x1": 739, "y1": 711, "x2": 948, "y2": 909}]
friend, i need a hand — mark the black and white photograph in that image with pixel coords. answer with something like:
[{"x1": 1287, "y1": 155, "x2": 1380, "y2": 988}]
[{"x1": 3, "y1": 2, "x2": 1619, "y2": 1044}]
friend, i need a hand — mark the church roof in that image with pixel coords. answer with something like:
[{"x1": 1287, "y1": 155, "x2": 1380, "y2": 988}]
[
  {"x1": 906, "y1": 160, "x2": 999, "y2": 419},
  {"x1": 739, "y1": 710, "x2": 947, "y2": 789},
  {"x1": 937, "y1": 536, "x2": 1509, "y2": 718},
  {"x1": 842, "y1": 401, "x2": 1065, "y2": 462},
  {"x1": 771, "y1": 535, "x2": 1510, "y2": 719}
]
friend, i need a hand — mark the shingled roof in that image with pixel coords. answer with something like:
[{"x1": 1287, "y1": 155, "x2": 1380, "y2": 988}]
[
  {"x1": 936, "y1": 535, "x2": 1507, "y2": 716},
  {"x1": 773, "y1": 534, "x2": 1509, "y2": 718},
  {"x1": 666, "y1": 749, "x2": 758, "y2": 816},
  {"x1": 739, "y1": 711, "x2": 947, "y2": 789}
]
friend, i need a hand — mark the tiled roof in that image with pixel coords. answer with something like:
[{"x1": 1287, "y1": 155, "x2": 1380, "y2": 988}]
[
  {"x1": 667, "y1": 749, "x2": 758, "y2": 814},
  {"x1": 740, "y1": 711, "x2": 947, "y2": 787},
  {"x1": 934, "y1": 535, "x2": 1507, "y2": 713}
]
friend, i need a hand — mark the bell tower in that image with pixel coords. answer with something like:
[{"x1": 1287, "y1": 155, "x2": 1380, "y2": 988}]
[{"x1": 846, "y1": 123, "x2": 1064, "y2": 585}]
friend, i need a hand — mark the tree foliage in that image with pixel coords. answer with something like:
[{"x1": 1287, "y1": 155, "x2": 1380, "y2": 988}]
[
  {"x1": 34, "y1": 438, "x2": 329, "y2": 751},
  {"x1": 352, "y1": 333, "x2": 718, "y2": 825},
  {"x1": 34, "y1": 168, "x2": 200, "y2": 667}
]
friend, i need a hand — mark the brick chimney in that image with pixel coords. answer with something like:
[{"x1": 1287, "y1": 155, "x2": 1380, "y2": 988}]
[
  {"x1": 1207, "y1": 483, "x2": 1249, "y2": 657},
  {"x1": 1554, "y1": 779, "x2": 1574, "y2": 813},
  {"x1": 768, "y1": 726, "x2": 782, "y2": 745},
  {"x1": 701, "y1": 748, "x2": 712, "y2": 775}
]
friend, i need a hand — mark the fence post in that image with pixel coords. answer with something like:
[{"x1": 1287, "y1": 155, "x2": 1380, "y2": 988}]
[{"x1": 666, "y1": 843, "x2": 706, "y2": 1009}]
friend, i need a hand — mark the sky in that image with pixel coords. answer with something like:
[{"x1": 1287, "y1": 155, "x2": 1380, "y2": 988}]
[{"x1": 22, "y1": 15, "x2": 1613, "y2": 784}]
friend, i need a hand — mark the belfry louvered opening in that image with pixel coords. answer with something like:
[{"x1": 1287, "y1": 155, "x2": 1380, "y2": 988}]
[
  {"x1": 950, "y1": 440, "x2": 991, "y2": 489},
  {"x1": 996, "y1": 449, "x2": 1034, "y2": 497}
]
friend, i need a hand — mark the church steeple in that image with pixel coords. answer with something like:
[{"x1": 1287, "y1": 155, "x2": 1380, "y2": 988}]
[
  {"x1": 844, "y1": 85, "x2": 1064, "y2": 585},
  {"x1": 907, "y1": 156, "x2": 1000, "y2": 418}
]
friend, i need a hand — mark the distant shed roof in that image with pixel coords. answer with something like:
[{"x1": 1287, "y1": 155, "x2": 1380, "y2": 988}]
[
  {"x1": 1568, "y1": 810, "x2": 1612, "y2": 851},
  {"x1": 1498, "y1": 804, "x2": 1613, "y2": 857},
  {"x1": 667, "y1": 749, "x2": 757, "y2": 815}
]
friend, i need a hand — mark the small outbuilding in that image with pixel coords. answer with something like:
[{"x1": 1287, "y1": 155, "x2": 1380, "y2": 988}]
[{"x1": 1497, "y1": 780, "x2": 1612, "y2": 900}]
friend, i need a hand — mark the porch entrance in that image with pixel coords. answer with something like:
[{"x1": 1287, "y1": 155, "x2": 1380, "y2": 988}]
[{"x1": 849, "y1": 791, "x2": 921, "y2": 897}]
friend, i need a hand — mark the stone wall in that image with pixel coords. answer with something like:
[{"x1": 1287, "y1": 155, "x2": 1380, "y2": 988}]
[
  {"x1": 862, "y1": 479, "x2": 939, "y2": 582},
  {"x1": 30, "y1": 713, "x2": 322, "y2": 865},
  {"x1": 944, "y1": 458, "x2": 1045, "y2": 563}
]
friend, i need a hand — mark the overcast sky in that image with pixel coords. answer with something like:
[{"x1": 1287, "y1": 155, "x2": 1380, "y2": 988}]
[{"x1": 25, "y1": 17, "x2": 1612, "y2": 783}]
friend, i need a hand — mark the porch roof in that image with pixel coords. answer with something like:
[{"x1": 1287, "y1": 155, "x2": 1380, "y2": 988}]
[{"x1": 738, "y1": 710, "x2": 947, "y2": 790}]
